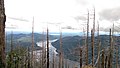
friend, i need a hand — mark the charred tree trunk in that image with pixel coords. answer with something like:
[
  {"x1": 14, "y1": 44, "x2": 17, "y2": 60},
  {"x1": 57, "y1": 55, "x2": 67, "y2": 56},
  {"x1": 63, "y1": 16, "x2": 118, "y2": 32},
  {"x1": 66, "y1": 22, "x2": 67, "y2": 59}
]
[
  {"x1": 105, "y1": 55, "x2": 108, "y2": 68},
  {"x1": 46, "y1": 28, "x2": 49, "y2": 68},
  {"x1": 116, "y1": 46, "x2": 118, "y2": 68},
  {"x1": 79, "y1": 48, "x2": 82, "y2": 68},
  {"x1": 28, "y1": 47, "x2": 30, "y2": 68},
  {"x1": 41, "y1": 31, "x2": 45, "y2": 68},
  {"x1": 101, "y1": 49, "x2": 105, "y2": 68},
  {"x1": 62, "y1": 54, "x2": 64, "y2": 68},
  {"x1": 93, "y1": 7, "x2": 95, "y2": 33},
  {"x1": 86, "y1": 10, "x2": 89, "y2": 65},
  {"x1": 108, "y1": 29, "x2": 112, "y2": 68},
  {"x1": 92, "y1": 7, "x2": 95, "y2": 66},
  {"x1": 59, "y1": 32, "x2": 63, "y2": 68},
  {"x1": 97, "y1": 21, "x2": 100, "y2": 68},
  {"x1": 0, "y1": 0, "x2": 6, "y2": 67},
  {"x1": 91, "y1": 29, "x2": 94, "y2": 66},
  {"x1": 52, "y1": 51, "x2": 55, "y2": 68},
  {"x1": 31, "y1": 17, "x2": 34, "y2": 68}
]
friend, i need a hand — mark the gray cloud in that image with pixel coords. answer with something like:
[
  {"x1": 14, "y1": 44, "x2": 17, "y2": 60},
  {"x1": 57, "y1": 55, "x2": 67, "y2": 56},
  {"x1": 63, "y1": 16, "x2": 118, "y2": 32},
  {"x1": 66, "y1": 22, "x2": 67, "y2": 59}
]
[
  {"x1": 5, "y1": 25, "x2": 18, "y2": 29},
  {"x1": 74, "y1": 16, "x2": 86, "y2": 21},
  {"x1": 99, "y1": 27, "x2": 110, "y2": 32},
  {"x1": 99, "y1": 25, "x2": 120, "y2": 32},
  {"x1": 62, "y1": 26, "x2": 77, "y2": 30},
  {"x1": 99, "y1": 7, "x2": 120, "y2": 21},
  {"x1": 7, "y1": 17, "x2": 29, "y2": 22}
]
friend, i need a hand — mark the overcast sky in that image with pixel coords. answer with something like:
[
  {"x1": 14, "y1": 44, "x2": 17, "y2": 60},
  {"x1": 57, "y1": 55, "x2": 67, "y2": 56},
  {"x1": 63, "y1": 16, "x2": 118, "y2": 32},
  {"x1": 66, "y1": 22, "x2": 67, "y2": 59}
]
[{"x1": 4, "y1": 0, "x2": 120, "y2": 32}]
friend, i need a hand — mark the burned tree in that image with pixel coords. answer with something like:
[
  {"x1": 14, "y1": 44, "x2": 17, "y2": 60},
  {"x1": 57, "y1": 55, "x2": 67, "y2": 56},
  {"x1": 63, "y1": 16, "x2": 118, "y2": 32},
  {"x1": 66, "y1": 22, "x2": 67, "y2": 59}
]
[
  {"x1": 86, "y1": 10, "x2": 89, "y2": 65},
  {"x1": 91, "y1": 29, "x2": 94, "y2": 66},
  {"x1": 31, "y1": 17, "x2": 35, "y2": 68},
  {"x1": 0, "y1": 0, "x2": 6, "y2": 67},
  {"x1": 59, "y1": 32, "x2": 63, "y2": 68},
  {"x1": 108, "y1": 29, "x2": 113, "y2": 68},
  {"x1": 79, "y1": 47, "x2": 82, "y2": 68},
  {"x1": 46, "y1": 28, "x2": 49, "y2": 68}
]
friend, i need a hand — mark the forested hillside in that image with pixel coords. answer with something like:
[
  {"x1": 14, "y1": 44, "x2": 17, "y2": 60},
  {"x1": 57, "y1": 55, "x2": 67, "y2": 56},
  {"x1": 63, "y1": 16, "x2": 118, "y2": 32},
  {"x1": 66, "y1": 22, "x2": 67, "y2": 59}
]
[
  {"x1": 52, "y1": 35, "x2": 120, "y2": 64},
  {"x1": 5, "y1": 33, "x2": 59, "y2": 52}
]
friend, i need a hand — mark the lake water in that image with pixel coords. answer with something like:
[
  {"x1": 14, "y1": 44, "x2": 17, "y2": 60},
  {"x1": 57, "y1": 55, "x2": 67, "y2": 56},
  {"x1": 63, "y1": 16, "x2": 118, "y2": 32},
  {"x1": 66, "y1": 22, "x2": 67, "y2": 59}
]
[
  {"x1": 35, "y1": 39, "x2": 58, "y2": 59},
  {"x1": 34, "y1": 39, "x2": 80, "y2": 68}
]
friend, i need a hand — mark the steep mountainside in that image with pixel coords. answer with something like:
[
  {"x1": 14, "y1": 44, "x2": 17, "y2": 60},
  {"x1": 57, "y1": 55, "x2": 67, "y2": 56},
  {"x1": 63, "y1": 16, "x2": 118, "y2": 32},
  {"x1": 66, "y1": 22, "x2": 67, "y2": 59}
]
[
  {"x1": 52, "y1": 35, "x2": 120, "y2": 63},
  {"x1": 6, "y1": 33, "x2": 59, "y2": 52}
]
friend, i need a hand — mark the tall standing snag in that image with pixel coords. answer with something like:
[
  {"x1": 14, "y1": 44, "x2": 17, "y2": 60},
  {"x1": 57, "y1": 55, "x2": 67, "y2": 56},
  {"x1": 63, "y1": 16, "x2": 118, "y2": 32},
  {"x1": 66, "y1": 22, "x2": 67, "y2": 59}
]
[
  {"x1": 116, "y1": 46, "x2": 118, "y2": 68},
  {"x1": 91, "y1": 29, "x2": 94, "y2": 66},
  {"x1": 93, "y1": 7, "x2": 95, "y2": 32},
  {"x1": 52, "y1": 51, "x2": 55, "y2": 68},
  {"x1": 101, "y1": 49, "x2": 105, "y2": 68},
  {"x1": 27, "y1": 47, "x2": 30, "y2": 68},
  {"x1": 79, "y1": 47, "x2": 82, "y2": 68},
  {"x1": 59, "y1": 31, "x2": 63, "y2": 68},
  {"x1": 46, "y1": 28, "x2": 49, "y2": 68},
  {"x1": 31, "y1": 17, "x2": 35, "y2": 68},
  {"x1": 86, "y1": 10, "x2": 89, "y2": 65},
  {"x1": 92, "y1": 7, "x2": 96, "y2": 66},
  {"x1": 97, "y1": 21, "x2": 100, "y2": 68},
  {"x1": 108, "y1": 29, "x2": 112, "y2": 68},
  {"x1": 95, "y1": 21, "x2": 100, "y2": 68},
  {"x1": 0, "y1": 0, "x2": 6, "y2": 67}
]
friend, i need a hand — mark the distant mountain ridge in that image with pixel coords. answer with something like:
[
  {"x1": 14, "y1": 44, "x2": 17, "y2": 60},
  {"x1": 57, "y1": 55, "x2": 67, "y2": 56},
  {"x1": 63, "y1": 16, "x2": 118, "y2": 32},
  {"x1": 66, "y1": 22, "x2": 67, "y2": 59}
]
[
  {"x1": 5, "y1": 33, "x2": 59, "y2": 52},
  {"x1": 52, "y1": 35, "x2": 120, "y2": 63}
]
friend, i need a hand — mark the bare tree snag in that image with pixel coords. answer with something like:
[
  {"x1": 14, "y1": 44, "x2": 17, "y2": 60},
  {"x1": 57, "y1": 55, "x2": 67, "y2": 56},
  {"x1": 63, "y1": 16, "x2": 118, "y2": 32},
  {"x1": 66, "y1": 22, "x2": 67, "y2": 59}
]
[
  {"x1": 93, "y1": 7, "x2": 95, "y2": 33},
  {"x1": 59, "y1": 31, "x2": 62, "y2": 68},
  {"x1": 101, "y1": 49, "x2": 105, "y2": 68},
  {"x1": 31, "y1": 17, "x2": 34, "y2": 68},
  {"x1": 116, "y1": 46, "x2": 118, "y2": 68},
  {"x1": 86, "y1": 10, "x2": 89, "y2": 65},
  {"x1": 0, "y1": 0, "x2": 6, "y2": 67},
  {"x1": 46, "y1": 28, "x2": 49, "y2": 68},
  {"x1": 108, "y1": 29, "x2": 112, "y2": 68},
  {"x1": 97, "y1": 21, "x2": 100, "y2": 68},
  {"x1": 28, "y1": 47, "x2": 30, "y2": 68},
  {"x1": 79, "y1": 47, "x2": 82, "y2": 68},
  {"x1": 52, "y1": 51, "x2": 55, "y2": 68},
  {"x1": 91, "y1": 7, "x2": 96, "y2": 67},
  {"x1": 91, "y1": 29, "x2": 94, "y2": 66}
]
